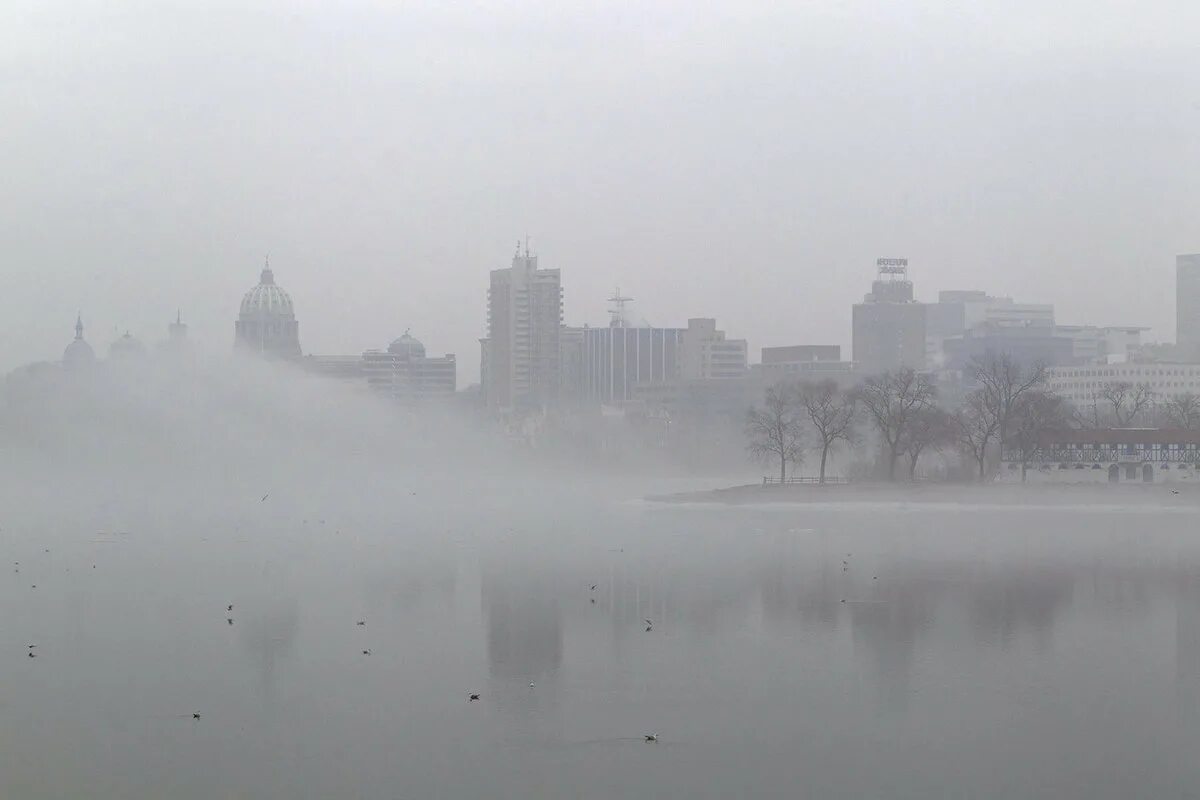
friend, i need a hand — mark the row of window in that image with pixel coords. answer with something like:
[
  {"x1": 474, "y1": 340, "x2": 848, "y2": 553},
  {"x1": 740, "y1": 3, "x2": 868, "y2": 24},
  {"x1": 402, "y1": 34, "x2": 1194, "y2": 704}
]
[{"x1": 1051, "y1": 367, "x2": 1200, "y2": 378}]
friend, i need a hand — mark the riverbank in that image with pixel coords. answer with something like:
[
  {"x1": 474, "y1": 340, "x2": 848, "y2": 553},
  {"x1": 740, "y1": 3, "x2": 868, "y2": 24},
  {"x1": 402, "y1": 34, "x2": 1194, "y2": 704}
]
[{"x1": 645, "y1": 480, "x2": 1199, "y2": 506}]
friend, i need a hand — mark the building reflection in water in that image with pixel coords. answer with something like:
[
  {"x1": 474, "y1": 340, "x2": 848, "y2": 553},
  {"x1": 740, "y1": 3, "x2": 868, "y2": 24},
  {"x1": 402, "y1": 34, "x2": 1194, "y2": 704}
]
[
  {"x1": 238, "y1": 600, "x2": 300, "y2": 699},
  {"x1": 473, "y1": 516, "x2": 1200, "y2": 722},
  {"x1": 481, "y1": 567, "x2": 562, "y2": 683}
]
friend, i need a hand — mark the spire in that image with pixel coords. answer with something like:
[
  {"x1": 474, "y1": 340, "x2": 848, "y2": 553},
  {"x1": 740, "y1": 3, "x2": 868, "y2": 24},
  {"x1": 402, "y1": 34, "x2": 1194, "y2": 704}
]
[
  {"x1": 75, "y1": 313, "x2": 84, "y2": 341},
  {"x1": 176, "y1": 309, "x2": 181, "y2": 325},
  {"x1": 260, "y1": 254, "x2": 275, "y2": 285}
]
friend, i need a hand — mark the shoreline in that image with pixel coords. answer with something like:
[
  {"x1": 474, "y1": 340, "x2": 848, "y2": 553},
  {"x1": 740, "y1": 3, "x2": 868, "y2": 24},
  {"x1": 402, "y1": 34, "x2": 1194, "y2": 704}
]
[{"x1": 645, "y1": 481, "x2": 1198, "y2": 506}]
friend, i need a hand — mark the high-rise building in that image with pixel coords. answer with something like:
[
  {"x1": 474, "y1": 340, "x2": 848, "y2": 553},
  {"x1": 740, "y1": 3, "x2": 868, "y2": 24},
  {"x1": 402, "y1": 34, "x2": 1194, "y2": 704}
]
[
  {"x1": 482, "y1": 243, "x2": 563, "y2": 410},
  {"x1": 235, "y1": 259, "x2": 301, "y2": 359},
  {"x1": 1178, "y1": 254, "x2": 1200, "y2": 357},
  {"x1": 852, "y1": 258, "x2": 926, "y2": 375}
]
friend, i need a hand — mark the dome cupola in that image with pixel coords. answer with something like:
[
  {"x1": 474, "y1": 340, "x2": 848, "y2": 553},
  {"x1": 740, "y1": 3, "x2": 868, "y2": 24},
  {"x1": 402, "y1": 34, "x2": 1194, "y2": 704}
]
[
  {"x1": 387, "y1": 330, "x2": 426, "y2": 360},
  {"x1": 234, "y1": 257, "x2": 302, "y2": 358},
  {"x1": 62, "y1": 313, "x2": 96, "y2": 369}
]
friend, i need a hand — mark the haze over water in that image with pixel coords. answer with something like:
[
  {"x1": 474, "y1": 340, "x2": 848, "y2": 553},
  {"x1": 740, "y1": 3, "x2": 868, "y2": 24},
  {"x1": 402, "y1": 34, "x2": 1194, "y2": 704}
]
[{"x1": 3, "y1": 369, "x2": 1199, "y2": 800}]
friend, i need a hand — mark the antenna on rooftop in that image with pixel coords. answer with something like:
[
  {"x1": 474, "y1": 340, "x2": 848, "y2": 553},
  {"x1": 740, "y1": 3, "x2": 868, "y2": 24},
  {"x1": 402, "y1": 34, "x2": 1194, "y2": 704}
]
[{"x1": 607, "y1": 287, "x2": 634, "y2": 328}]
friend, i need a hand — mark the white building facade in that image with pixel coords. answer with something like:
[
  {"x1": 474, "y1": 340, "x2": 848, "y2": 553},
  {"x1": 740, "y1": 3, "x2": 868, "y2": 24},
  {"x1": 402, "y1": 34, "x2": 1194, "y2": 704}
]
[
  {"x1": 1047, "y1": 363, "x2": 1200, "y2": 405},
  {"x1": 1000, "y1": 428, "x2": 1200, "y2": 484}
]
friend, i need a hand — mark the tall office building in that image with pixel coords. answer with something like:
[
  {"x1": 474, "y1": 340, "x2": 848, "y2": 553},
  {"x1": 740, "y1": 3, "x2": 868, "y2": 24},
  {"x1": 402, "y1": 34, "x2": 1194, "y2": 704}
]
[
  {"x1": 1178, "y1": 254, "x2": 1200, "y2": 358},
  {"x1": 482, "y1": 243, "x2": 563, "y2": 410},
  {"x1": 852, "y1": 258, "x2": 926, "y2": 375}
]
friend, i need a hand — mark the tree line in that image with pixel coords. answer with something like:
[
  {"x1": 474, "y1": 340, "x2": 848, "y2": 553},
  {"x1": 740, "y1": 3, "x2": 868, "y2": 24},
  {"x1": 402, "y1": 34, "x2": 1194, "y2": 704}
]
[{"x1": 745, "y1": 353, "x2": 1198, "y2": 483}]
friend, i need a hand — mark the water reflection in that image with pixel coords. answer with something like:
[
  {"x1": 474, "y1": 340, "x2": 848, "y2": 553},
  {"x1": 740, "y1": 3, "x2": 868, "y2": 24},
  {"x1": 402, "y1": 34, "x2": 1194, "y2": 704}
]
[
  {"x1": 237, "y1": 601, "x2": 299, "y2": 697},
  {"x1": 6, "y1": 499, "x2": 1200, "y2": 799},
  {"x1": 482, "y1": 568, "x2": 562, "y2": 682}
]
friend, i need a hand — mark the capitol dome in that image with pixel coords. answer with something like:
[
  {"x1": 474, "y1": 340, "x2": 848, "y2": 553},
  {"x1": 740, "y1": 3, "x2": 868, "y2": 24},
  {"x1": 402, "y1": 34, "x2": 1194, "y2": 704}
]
[
  {"x1": 387, "y1": 331, "x2": 426, "y2": 360},
  {"x1": 240, "y1": 266, "x2": 295, "y2": 318},
  {"x1": 62, "y1": 314, "x2": 95, "y2": 369},
  {"x1": 234, "y1": 259, "x2": 302, "y2": 358}
]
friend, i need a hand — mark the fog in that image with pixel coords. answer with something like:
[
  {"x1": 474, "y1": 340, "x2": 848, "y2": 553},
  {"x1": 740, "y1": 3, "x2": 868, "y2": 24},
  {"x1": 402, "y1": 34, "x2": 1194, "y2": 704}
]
[
  {"x1": 3, "y1": 1, "x2": 1200, "y2": 374},
  {"x1": 0, "y1": 351, "x2": 1198, "y2": 797},
  {"x1": 4, "y1": 2, "x2": 1200, "y2": 797}
]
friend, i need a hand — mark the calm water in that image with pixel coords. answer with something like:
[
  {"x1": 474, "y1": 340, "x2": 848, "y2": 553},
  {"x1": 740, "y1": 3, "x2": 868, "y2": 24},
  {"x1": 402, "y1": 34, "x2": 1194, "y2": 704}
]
[{"x1": 3, "y1": 484, "x2": 1200, "y2": 799}]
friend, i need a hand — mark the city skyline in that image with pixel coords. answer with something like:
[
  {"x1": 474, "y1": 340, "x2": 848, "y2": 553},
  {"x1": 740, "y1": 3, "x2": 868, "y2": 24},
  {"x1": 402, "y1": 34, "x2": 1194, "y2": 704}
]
[
  {"x1": 3, "y1": 3, "x2": 1198, "y2": 378},
  {"x1": 14, "y1": 248, "x2": 1200, "y2": 385}
]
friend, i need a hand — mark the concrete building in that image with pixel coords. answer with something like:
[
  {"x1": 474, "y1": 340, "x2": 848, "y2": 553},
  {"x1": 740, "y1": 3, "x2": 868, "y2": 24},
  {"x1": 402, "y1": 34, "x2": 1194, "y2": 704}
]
[
  {"x1": 943, "y1": 324, "x2": 1076, "y2": 371},
  {"x1": 235, "y1": 259, "x2": 302, "y2": 359},
  {"x1": 1047, "y1": 362, "x2": 1200, "y2": 405},
  {"x1": 756, "y1": 345, "x2": 854, "y2": 385},
  {"x1": 482, "y1": 244, "x2": 563, "y2": 410},
  {"x1": 1179, "y1": 254, "x2": 1200, "y2": 359},
  {"x1": 852, "y1": 259, "x2": 926, "y2": 375},
  {"x1": 679, "y1": 318, "x2": 747, "y2": 380},
  {"x1": 1000, "y1": 428, "x2": 1200, "y2": 484},
  {"x1": 303, "y1": 355, "x2": 365, "y2": 381},
  {"x1": 574, "y1": 324, "x2": 685, "y2": 406},
  {"x1": 363, "y1": 332, "x2": 456, "y2": 402},
  {"x1": 926, "y1": 290, "x2": 1054, "y2": 368},
  {"x1": 558, "y1": 326, "x2": 585, "y2": 406},
  {"x1": 1054, "y1": 325, "x2": 1146, "y2": 364},
  {"x1": 762, "y1": 345, "x2": 842, "y2": 364}
]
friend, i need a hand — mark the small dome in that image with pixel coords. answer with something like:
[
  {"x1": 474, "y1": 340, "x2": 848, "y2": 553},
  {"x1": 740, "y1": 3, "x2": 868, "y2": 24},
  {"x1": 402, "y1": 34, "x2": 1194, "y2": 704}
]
[
  {"x1": 240, "y1": 267, "x2": 295, "y2": 318},
  {"x1": 63, "y1": 314, "x2": 96, "y2": 369},
  {"x1": 387, "y1": 331, "x2": 426, "y2": 360},
  {"x1": 109, "y1": 331, "x2": 146, "y2": 359},
  {"x1": 63, "y1": 338, "x2": 95, "y2": 368}
]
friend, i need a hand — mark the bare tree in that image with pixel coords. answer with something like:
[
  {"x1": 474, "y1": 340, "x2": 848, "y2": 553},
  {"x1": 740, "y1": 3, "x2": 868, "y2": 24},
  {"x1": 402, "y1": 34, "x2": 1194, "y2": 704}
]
[
  {"x1": 1097, "y1": 381, "x2": 1154, "y2": 426},
  {"x1": 1068, "y1": 395, "x2": 1102, "y2": 430},
  {"x1": 1164, "y1": 392, "x2": 1200, "y2": 430},
  {"x1": 855, "y1": 369, "x2": 937, "y2": 481},
  {"x1": 954, "y1": 389, "x2": 1000, "y2": 481},
  {"x1": 968, "y1": 353, "x2": 1046, "y2": 456},
  {"x1": 746, "y1": 383, "x2": 805, "y2": 483},
  {"x1": 901, "y1": 406, "x2": 954, "y2": 480},
  {"x1": 1007, "y1": 391, "x2": 1070, "y2": 482},
  {"x1": 797, "y1": 380, "x2": 856, "y2": 484}
]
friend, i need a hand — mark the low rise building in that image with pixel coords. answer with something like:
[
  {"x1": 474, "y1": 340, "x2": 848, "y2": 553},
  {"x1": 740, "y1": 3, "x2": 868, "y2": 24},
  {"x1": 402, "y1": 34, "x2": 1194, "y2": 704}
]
[
  {"x1": 363, "y1": 332, "x2": 456, "y2": 402},
  {"x1": 1054, "y1": 325, "x2": 1146, "y2": 364},
  {"x1": 943, "y1": 324, "x2": 1075, "y2": 371},
  {"x1": 679, "y1": 318, "x2": 747, "y2": 381},
  {"x1": 304, "y1": 331, "x2": 456, "y2": 402},
  {"x1": 1000, "y1": 428, "x2": 1200, "y2": 484},
  {"x1": 755, "y1": 345, "x2": 855, "y2": 385},
  {"x1": 1047, "y1": 363, "x2": 1200, "y2": 405}
]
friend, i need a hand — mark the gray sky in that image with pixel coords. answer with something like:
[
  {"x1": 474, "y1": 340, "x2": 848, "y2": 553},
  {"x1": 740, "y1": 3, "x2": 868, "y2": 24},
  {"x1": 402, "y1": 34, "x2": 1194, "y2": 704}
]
[{"x1": 2, "y1": 0, "x2": 1198, "y2": 378}]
